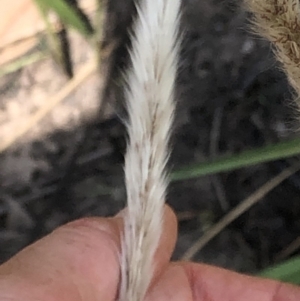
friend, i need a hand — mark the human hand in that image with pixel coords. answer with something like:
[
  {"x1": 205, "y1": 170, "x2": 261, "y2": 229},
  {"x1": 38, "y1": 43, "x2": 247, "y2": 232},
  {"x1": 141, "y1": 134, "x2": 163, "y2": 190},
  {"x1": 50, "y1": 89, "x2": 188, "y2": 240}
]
[{"x1": 0, "y1": 206, "x2": 299, "y2": 301}]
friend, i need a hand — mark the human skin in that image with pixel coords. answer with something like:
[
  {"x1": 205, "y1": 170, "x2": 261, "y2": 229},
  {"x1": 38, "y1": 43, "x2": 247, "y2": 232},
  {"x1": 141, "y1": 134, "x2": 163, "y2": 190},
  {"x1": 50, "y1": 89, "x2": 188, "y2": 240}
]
[{"x1": 0, "y1": 206, "x2": 299, "y2": 301}]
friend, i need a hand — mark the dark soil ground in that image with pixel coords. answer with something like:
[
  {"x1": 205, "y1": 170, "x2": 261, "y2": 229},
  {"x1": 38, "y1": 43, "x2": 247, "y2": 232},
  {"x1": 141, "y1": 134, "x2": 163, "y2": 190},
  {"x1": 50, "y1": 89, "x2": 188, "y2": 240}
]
[{"x1": 1, "y1": 0, "x2": 300, "y2": 275}]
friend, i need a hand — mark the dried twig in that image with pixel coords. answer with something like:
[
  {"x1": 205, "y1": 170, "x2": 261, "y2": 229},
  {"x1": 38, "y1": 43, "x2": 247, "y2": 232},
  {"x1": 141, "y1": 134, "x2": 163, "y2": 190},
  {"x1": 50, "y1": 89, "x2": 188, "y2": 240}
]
[
  {"x1": 275, "y1": 236, "x2": 300, "y2": 262},
  {"x1": 209, "y1": 106, "x2": 229, "y2": 211},
  {"x1": 182, "y1": 164, "x2": 300, "y2": 260}
]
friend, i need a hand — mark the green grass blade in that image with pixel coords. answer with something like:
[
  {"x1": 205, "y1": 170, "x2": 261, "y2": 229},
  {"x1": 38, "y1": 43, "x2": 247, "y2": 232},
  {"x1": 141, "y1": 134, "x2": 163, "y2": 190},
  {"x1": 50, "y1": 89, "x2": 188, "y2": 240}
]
[
  {"x1": 258, "y1": 256, "x2": 300, "y2": 285},
  {"x1": 0, "y1": 52, "x2": 47, "y2": 78},
  {"x1": 172, "y1": 137, "x2": 300, "y2": 181},
  {"x1": 34, "y1": 0, "x2": 92, "y2": 38},
  {"x1": 33, "y1": 0, "x2": 65, "y2": 73}
]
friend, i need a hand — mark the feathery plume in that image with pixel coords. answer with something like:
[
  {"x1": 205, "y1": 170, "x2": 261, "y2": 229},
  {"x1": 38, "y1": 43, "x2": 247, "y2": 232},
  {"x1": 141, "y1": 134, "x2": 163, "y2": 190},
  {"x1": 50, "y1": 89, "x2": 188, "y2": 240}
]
[
  {"x1": 245, "y1": 0, "x2": 300, "y2": 100},
  {"x1": 119, "y1": 0, "x2": 181, "y2": 301}
]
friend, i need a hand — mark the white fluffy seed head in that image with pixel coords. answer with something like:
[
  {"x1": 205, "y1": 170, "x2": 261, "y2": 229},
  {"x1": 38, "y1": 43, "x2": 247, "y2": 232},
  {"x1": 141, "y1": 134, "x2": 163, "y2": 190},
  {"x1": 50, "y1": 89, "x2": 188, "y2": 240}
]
[{"x1": 119, "y1": 0, "x2": 181, "y2": 301}]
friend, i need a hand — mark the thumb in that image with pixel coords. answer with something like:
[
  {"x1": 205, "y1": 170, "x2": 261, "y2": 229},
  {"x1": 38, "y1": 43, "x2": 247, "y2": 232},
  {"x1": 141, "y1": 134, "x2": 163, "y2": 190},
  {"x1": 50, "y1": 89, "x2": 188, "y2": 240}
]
[{"x1": 0, "y1": 205, "x2": 177, "y2": 301}]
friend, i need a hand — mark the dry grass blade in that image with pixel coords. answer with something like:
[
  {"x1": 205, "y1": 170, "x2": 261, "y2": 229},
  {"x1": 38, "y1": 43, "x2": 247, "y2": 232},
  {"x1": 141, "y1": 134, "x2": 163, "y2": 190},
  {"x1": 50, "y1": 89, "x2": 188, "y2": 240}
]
[
  {"x1": 182, "y1": 164, "x2": 300, "y2": 261},
  {"x1": 245, "y1": 0, "x2": 300, "y2": 100},
  {"x1": 275, "y1": 237, "x2": 300, "y2": 262},
  {"x1": 0, "y1": 59, "x2": 96, "y2": 153}
]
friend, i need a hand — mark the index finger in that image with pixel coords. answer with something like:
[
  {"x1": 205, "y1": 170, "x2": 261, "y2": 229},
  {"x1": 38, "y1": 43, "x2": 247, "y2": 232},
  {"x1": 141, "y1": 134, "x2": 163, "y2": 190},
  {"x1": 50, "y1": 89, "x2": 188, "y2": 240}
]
[{"x1": 147, "y1": 262, "x2": 300, "y2": 301}]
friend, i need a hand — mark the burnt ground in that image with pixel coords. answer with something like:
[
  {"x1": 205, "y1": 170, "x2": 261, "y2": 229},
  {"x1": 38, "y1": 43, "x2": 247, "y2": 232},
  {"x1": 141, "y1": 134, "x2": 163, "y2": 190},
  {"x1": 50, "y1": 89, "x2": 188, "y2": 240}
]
[{"x1": 1, "y1": 0, "x2": 300, "y2": 275}]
